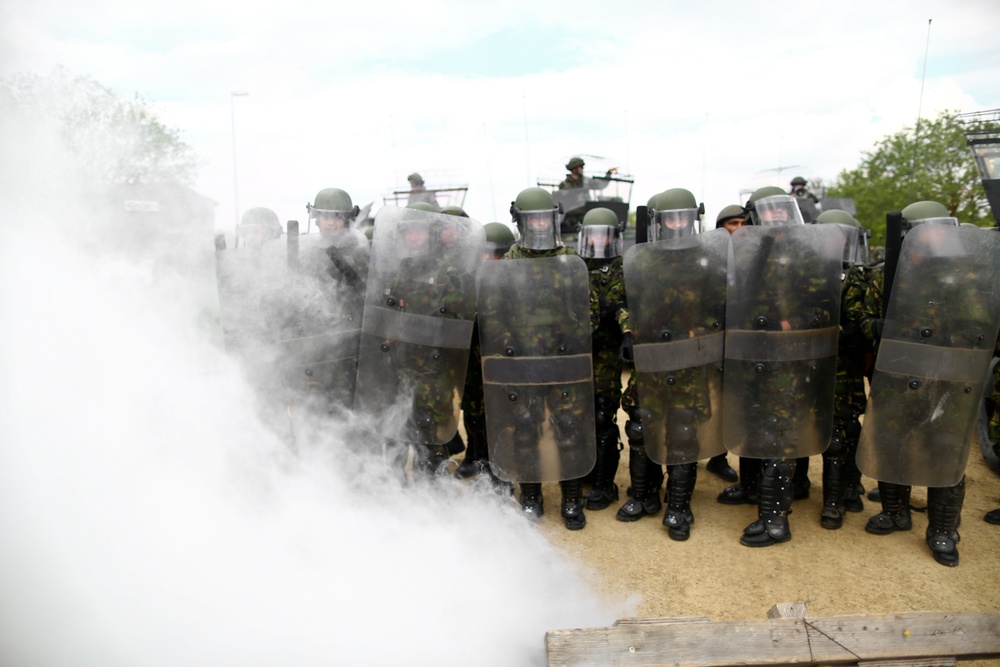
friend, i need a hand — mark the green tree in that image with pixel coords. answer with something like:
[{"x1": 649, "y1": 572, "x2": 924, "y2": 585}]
[
  {"x1": 826, "y1": 110, "x2": 996, "y2": 247},
  {"x1": 0, "y1": 67, "x2": 198, "y2": 187}
]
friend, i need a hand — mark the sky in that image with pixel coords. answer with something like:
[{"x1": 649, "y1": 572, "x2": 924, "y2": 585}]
[{"x1": 3, "y1": 0, "x2": 1000, "y2": 229}]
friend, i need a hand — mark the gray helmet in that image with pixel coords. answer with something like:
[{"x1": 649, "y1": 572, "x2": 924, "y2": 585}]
[
  {"x1": 566, "y1": 156, "x2": 585, "y2": 171},
  {"x1": 746, "y1": 186, "x2": 803, "y2": 226},
  {"x1": 406, "y1": 201, "x2": 437, "y2": 213},
  {"x1": 818, "y1": 209, "x2": 869, "y2": 265},
  {"x1": 649, "y1": 187, "x2": 702, "y2": 240},
  {"x1": 901, "y1": 200, "x2": 957, "y2": 230},
  {"x1": 816, "y1": 209, "x2": 859, "y2": 227},
  {"x1": 238, "y1": 207, "x2": 282, "y2": 242},
  {"x1": 716, "y1": 204, "x2": 746, "y2": 229},
  {"x1": 790, "y1": 176, "x2": 807, "y2": 187},
  {"x1": 511, "y1": 187, "x2": 561, "y2": 250},
  {"x1": 577, "y1": 206, "x2": 622, "y2": 259},
  {"x1": 440, "y1": 205, "x2": 469, "y2": 218},
  {"x1": 407, "y1": 172, "x2": 424, "y2": 186},
  {"x1": 307, "y1": 188, "x2": 360, "y2": 227},
  {"x1": 483, "y1": 222, "x2": 515, "y2": 256}
]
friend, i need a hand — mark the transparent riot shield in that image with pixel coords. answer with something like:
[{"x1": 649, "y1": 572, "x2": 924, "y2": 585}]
[
  {"x1": 857, "y1": 225, "x2": 1000, "y2": 487},
  {"x1": 354, "y1": 207, "x2": 484, "y2": 445},
  {"x1": 723, "y1": 224, "x2": 844, "y2": 459},
  {"x1": 624, "y1": 230, "x2": 729, "y2": 465},
  {"x1": 215, "y1": 240, "x2": 286, "y2": 363},
  {"x1": 274, "y1": 229, "x2": 369, "y2": 417},
  {"x1": 477, "y1": 254, "x2": 596, "y2": 483}
]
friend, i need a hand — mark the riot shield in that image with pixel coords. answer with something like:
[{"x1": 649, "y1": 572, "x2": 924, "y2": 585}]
[
  {"x1": 354, "y1": 206, "x2": 484, "y2": 445},
  {"x1": 214, "y1": 240, "x2": 286, "y2": 362},
  {"x1": 273, "y1": 229, "x2": 369, "y2": 416},
  {"x1": 857, "y1": 225, "x2": 1000, "y2": 487},
  {"x1": 723, "y1": 224, "x2": 844, "y2": 459},
  {"x1": 477, "y1": 254, "x2": 596, "y2": 483},
  {"x1": 624, "y1": 230, "x2": 728, "y2": 465}
]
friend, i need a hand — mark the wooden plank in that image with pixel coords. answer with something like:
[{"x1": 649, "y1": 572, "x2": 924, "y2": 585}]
[
  {"x1": 545, "y1": 612, "x2": 1000, "y2": 667},
  {"x1": 859, "y1": 660, "x2": 957, "y2": 667},
  {"x1": 614, "y1": 617, "x2": 711, "y2": 626}
]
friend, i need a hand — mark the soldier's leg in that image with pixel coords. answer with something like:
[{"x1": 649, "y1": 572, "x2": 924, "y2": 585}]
[
  {"x1": 455, "y1": 410, "x2": 485, "y2": 479},
  {"x1": 560, "y1": 478, "x2": 586, "y2": 530},
  {"x1": 705, "y1": 453, "x2": 738, "y2": 483},
  {"x1": 926, "y1": 476, "x2": 965, "y2": 567},
  {"x1": 841, "y1": 414, "x2": 865, "y2": 513},
  {"x1": 663, "y1": 462, "x2": 698, "y2": 541},
  {"x1": 820, "y1": 430, "x2": 846, "y2": 529},
  {"x1": 519, "y1": 482, "x2": 543, "y2": 519},
  {"x1": 865, "y1": 482, "x2": 912, "y2": 535},
  {"x1": 616, "y1": 412, "x2": 660, "y2": 522},
  {"x1": 792, "y1": 456, "x2": 811, "y2": 500},
  {"x1": 740, "y1": 458, "x2": 794, "y2": 547},
  {"x1": 718, "y1": 457, "x2": 761, "y2": 505},
  {"x1": 585, "y1": 394, "x2": 621, "y2": 510}
]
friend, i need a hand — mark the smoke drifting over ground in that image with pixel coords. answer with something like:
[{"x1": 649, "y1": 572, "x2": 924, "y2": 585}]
[{"x1": 0, "y1": 153, "x2": 618, "y2": 665}]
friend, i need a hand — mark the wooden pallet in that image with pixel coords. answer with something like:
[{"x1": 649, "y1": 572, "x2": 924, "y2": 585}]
[{"x1": 546, "y1": 603, "x2": 1000, "y2": 666}]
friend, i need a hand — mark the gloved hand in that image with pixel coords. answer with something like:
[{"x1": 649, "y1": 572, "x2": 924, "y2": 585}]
[{"x1": 619, "y1": 331, "x2": 635, "y2": 367}]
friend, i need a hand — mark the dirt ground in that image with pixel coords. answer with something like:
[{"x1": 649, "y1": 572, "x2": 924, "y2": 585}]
[{"x1": 499, "y1": 404, "x2": 1000, "y2": 632}]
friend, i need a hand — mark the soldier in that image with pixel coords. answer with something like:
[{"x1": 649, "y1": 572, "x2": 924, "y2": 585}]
[
  {"x1": 789, "y1": 176, "x2": 820, "y2": 223},
  {"x1": 478, "y1": 187, "x2": 596, "y2": 529},
  {"x1": 577, "y1": 207, "x2": 627, "y2": 510},
  {"x1": 622, "y1": 188, "x2": 728, "y2": 540},
  {"x1": 354, "y1": 202, "x2": 483, "y2": 478},
  {"x1": 455, "y1": 222, "x2": 516, "y2": 480},
  {"x1": 815, "y1": 209, "x2": 870, "y2": 529},
  {"x1": 725, "y1": 186, "x2": 843, "y2": 547},
  {"x1": 406, "y1": 173, "x2": 440, "y2": 210},
  {"x1": 858, "y1": 200, "x2": 1000, "y2": 566},
  {"x1": 557, "y1": 156, "x2": 618, "y2": 231}
]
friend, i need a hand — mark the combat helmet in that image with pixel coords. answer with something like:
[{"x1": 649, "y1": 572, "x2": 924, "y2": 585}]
[
  {"x1": 577, "y1": 207, "x2": 622, "y2": 259},
  {"x1": 483, "y1": 222, "x2": 515, "y2": 257},
  {"x1": 746, "y1": 186, "x2": 803, "y2": 226},
  {"x1": 307, "y1": 188, "x2": 360, "y2": 232},
  {"x1": 237, "y1": 207, "x2": 282, "y2": 246},
  {"x1": 649, "y1": 187, "x2": 703, "y2": 241},
  {"x1": 817, "y1": 208, "x2": 870, "y2": 265},
  {"x1": 900, "y1": 200, "x2": 958, "y2": 231},
  {"x1": 566, "y1": 156, "x2": 585, "y2": 171},
  {"x1": 511, "y1": 187, "x2": 561, "y2": 250},
  {"x1": 716, "y1": 204, "x2": 747, "y2": 230}
]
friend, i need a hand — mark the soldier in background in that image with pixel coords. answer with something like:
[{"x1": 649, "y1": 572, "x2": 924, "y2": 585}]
[
  {"x1": 558, "y1": 156, "x2": 618, "y2": 230},
  {"x1": 406, "y1": 172, "x2": 440, "y2": 210},
  {"x1": 577, "y1": 207, "x2": 627, "y2": 510},
  {"x1": 455, "y1": 222, "x2": 516, "y2": 480},
  {"x1": 815, "y1": 209, "x2": 870, "y2": 529}
]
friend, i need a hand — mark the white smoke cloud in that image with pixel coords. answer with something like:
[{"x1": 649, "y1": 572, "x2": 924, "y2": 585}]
[{"x1": 0, "y1": 131, "x2": 619, "y2": 667}]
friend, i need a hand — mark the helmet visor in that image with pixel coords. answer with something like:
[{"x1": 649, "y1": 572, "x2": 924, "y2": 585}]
[
  {"x1": 519, "y1": 210, "x2": 561, "y2": 250},
  {"x1": 577, "y1": 225, "x2": 622, "y2": 258},
  {"x1": 753, "y1": 195, "x2": 804, "y2": 227},
  {"x1": 650, "y1": 209, "x2": 699, "y2": 241}
]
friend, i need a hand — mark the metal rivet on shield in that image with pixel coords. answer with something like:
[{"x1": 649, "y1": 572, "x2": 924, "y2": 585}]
[
  {"x1": 439, "y1": 307, "x2": 447, "y2": 314},
  {"x1": 504, "y1": 346, "x2": 515, "y2": 356},
  {"x1": 385, "y1": 297, "x2": 396, "y2": 307},
  {"x1": 305, "y1": 369, "x2": 313, "y2": 377},
  {"x1": 432, "y1": 353, "x2": 441, "y2": 360},
  {"x1": 920, "y1": 327, "x2": 933, "y2": 338},
  {"x1": 380, "y1": 343, "x2": 390, "y2": 352},
  {"x1": 667, "y1": 376, "x2": 676, "y2": 385},
  {"x1": 508, "y1": 393, "x2": 518, "y2": 402},
  {"x1": 660, "y1": 330, "x2": 672, "y2": 341},
  {"x1": 755, "y1": 316, "x2": 768, "y2": 328},
  {"x1": 908, "y1": 379, "x2": 921, "y2": 390},
  {"x1": 810, "y1": 364, "x2": 817, "y2": 372},
  {"x1": 964, "y1": 386, "x2": 973, "y2": 393},
  {"x1": 754, "y1": 363, "x2": 766, "y2": 374},
  {"x1": 558, "y1": 345, "x2": 567, "y2": 353},
  {"x1": 712, "y1": 321, "x2": 721, "y2": 329},
  {"x1": 978, "y1": 334, "x2": 985, "y2": 342},
  {"x1": 562, "y1": 390, "x2": 570, "y2": 397}
]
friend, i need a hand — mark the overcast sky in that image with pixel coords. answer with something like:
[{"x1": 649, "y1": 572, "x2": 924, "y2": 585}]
[{"x1": 3, "y1": 0, "x2": 999, "y2": 227}]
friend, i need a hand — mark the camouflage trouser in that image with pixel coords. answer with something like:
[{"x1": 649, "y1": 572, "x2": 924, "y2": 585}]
[
  {"x1": 593, "y1": 345, "x2": 623, "y2": 427},
  {"x1": 988, "y1": 359, "x2": 1000, "y2": 444},
  {"x1": 461, "y1": 372, "x2": 487, "y2": 462}
]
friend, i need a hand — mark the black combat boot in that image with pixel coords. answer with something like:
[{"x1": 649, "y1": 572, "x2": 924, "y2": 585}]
[
  {"x1": 584, "y1": 431, "x2": 621, "y2": 510},
  {"x1": 616, "y1": 417, "x2": 660, "y2": 521},
  {"x1": 792, "y1": 456, "x2": 811, "y2": 500},
  {"x1": 444, "y1": 431, "x2": 465, "y2": 456},
  {"x1": 663, "y1": 462, "x2": 697, "y2": 541},
  {"x1": 519, "y1": 482, "x2": 543, "y2": 520},
  {"x1": 718, "y1": 457, "x2": 760, "y2": 505},
  {"x1": 865, "y1": 482, "x2": 912, "y2": 535},
  {"x1": 926, "y1": 477, "x2": 965, "y2": 567},
  {"x1": 740, "y1": 459, "x2": 793, "y2": 547},
  {"x1": 560, "y1": 478, "x2": 586, "y2": 530},
  {"x1": 820, "y1": 452, "x2": 846, "y2": 529},
  {"x1": 842, "y1": 420, "x2": 864, "y2": 512},
  {"x1": 705, "y1": 453, "x2": 738, "y2": 482},
  {"x1": 413, "y1": 444, "x2": 450, "y2": 478},
  {"x1": 455, "y1": 415, "x2": 485, "y2": 479}
]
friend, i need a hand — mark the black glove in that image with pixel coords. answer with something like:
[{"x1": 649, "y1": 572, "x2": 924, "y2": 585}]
[
  {"x1": 619, "y1": 331, "x2": 635, "y2": 367},
  {"x1": 874, "y1": 318, "x2": 885, "y2": 340}
]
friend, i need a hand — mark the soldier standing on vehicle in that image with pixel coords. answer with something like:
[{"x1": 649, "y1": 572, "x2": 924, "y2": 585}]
[
  {"x1": 406, "y1": 172, "x2": 440, "y2": 210},
  {"x1": 857, "y1": 200, "x2": 1000, "y2": 566},
  {"x1": 557, "y1": 156, "x2": 618, "y2": 231},
  {"x1": 577, "y1": 207, "x2": 627, "y2": 511}
]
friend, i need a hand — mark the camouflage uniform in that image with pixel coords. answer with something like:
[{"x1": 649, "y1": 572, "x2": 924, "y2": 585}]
[
  {"x1": 582, "y1": 255, "x2": 627, "y2": 509},
  {"x1": 820, "y1": 263, "x2": 869, "y2": 528}
]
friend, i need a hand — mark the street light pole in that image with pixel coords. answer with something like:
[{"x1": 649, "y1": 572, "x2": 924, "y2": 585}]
[{"x1": 230, "y1": 90, "x2": 249, "y2": 239}]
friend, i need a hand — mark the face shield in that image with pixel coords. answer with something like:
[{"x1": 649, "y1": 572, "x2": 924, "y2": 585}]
[
  {"x1": 309, "y1": 208, "x2": 353, "y2": 236},
  {"x1": 650, "y1": 209, "x2": 699, "y2": 241},
  {"x1": 903, "y1": 216, "x2": 960, "y2": 233},
  {"x1": 576, "y1": 224, "x2": 622, "y2": 259},
  {"x1": 237, "y1": 224, "x2": 279, "y2": 248},
  {"x1": 835, "y1": 224, "x2": 870, "y2": 265},
  {"x1": 517, "y1": 210, "x2": 561, "y2": 250},
  {"x1": 752, "y1": 195, "x2": 805, "y2": 227}
]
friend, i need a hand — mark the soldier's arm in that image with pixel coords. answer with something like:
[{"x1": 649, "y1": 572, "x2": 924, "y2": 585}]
[{"x1": 859, "y1": 267, "x2": 884, "y2": 342}]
